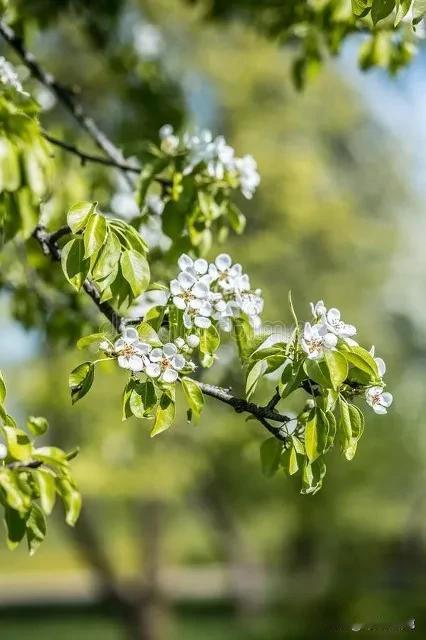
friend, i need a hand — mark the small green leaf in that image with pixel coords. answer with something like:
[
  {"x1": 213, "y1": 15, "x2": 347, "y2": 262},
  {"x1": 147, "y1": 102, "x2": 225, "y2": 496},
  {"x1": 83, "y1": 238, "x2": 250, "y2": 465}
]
[
  {"x1": 4, "y1": 507, "x2": 27, "y2": 549},
  {"x1": 260, "y1": 438, "x2": 283, "y2": 478},
  {"x1": 151, "y1": 392, "x2": 175, "y2": 437},
  {"x1": 371, "y1": 0, "x2": 396, "y2": 24},
  {"x1": 120, "y1": 249, "x2": 150, "y2": 297},
  {"x1": 67, "y1": 201, "x2": 96, "y2": 233},
  {"x1": 324, "y1": 350, "x2": 348, "y2": 390},
  {"x1": 181, "y1": 377, "x2": 204, "y2": 422},
  {"x1": 26, "y1": 503, "x2": 47, "y2": 555},
  {"x1": 199, "y1": 324, "x2": 220, "y2": 356},
  {"x1": 83, "y1": 212, "x2": 107, "y2": 258},
  {"x1": 69, "y1": 362, "x2": 94, "y2": 404},
  {"x1": 136, "y1": 322, "x2": 162, "y2": 346},
  {"x1": 2, "y1": 426, "x2": 32, "y2": 461},
  {"x1": 304, "y1": 358, "x2": 332, "y2": 389},
  {"x1": 35, "y1": 469, "x2": 56, "y2": 515},
  {"x1": 0, "y1": 370, "x2": 5, "y2": 405},
  {"x1": 56, "y1": 478, "x2": 81, "y2": 526},
  {"x1": 305, "y1": 409, "x2": 329, "y2": 462},
  {"x1": 246, "y1": 359, "x2": 267, "y2": 400},
  {"x1": 27, "y1": 416, "x2": 48, "y2": 436},
  {"x1": 61, "y1": 238, "x2": 90, "y2": 291},
  {"x1": 77, "y1": 333, "x2": 106, "y2": 350}
]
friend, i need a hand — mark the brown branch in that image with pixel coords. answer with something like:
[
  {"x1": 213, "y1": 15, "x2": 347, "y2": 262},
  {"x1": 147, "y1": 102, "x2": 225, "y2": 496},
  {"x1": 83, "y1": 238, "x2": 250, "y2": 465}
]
[{"x1": 0, "y1": 20, "x2": 133, "y2": 186}]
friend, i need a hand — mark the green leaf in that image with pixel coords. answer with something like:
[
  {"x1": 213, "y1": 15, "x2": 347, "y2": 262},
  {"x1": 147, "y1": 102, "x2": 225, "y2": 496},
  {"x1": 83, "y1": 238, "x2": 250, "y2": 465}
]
[
  {"x1": 324, "y1": 350, "x2": 348, "y2": 390},
  {"x1": 246, "y1": 359, "x2": 267, "y2": 400},
  {"x1": 92, "y1": 232, "x2": 121, "y2": 281},
  {"x1": 0, "y1": 470, "x2": 29, "y2": 513},
  {"x1": 69, "y1": 362, "x2": 94, "y2": 404},
  {"x1": 395, "y1": 0, "x2": 413, "y2": 24},
  {"x1": 339, "y1": 399, "x2": 365, "y2": 460},
  {"x1": 0, "y1": 370, "x2": 5, "y2": 405},
  {"x1": 301, "y1": 458, "x2": 327, "y2": 495},
  {"x1": 181, "y1": 377, "x2": 204, "y2": 422},
  {"x1": 280, "y1": 359, "x2": 306, "y2": 399},
  {"x1": 260, "y1": 438, "x2": 283, "y2": 478},
  {"x1": 67, "y1": 201, "x2": 96, "y2": 233},
  {"x1": 56, "y1": 478, "x2": 81, "y2": 526},
  {"x1": 151, "y1": 392, "x2": 175, "y2": 437},
  {"x1": 199, "y1": 325, "x2": 220, "y2": 357},
  {"x1": 352, "y1": 0, "x2": 372, "y2": 17},
  {"x1": 371, "y1": 0, "x2": 396, "y2": 23},
  {"x1": 27, "y1": 416, "x2": 48, "y2": 436},
  {"x1": 2, "y1": 426, "x2": 32, "y2": 461},
  {"x1": 77, "y1": 332, "x2": 106, "y2": 350},
  {"x1": 303, "y1": 358, "x2": 332, "y2": 389},
  {"x1": 61, "y1": 238, "x2": 89, "y2": 291},
  {"x1": 412, "y1": 0, "x2": 426, "y2": 23},
  {"x1": 343, "y1": 345, "x2": 379, "y2": 380},
  {"x1": 120, "y1": 249, "x2": 150, "y2": 297},
  {"x1": 305, "y1": 409, "x2": 329, "y2": 462},
  {"x1": 122, "y1": 379, "x2": 136, "y2": 421},
  {"x1": 129, "y1": 381, "x2": 157, "y2": 419},
  {"x1": 26, "y1": 503, "x2": 46, "y2": 555},
  {"x1": 35, "y1": 469, "x2": 56, "y2": 515},
  {"x1": 136, "y1": 322, "x2": 162, "y2": 346},
  {"x1": 83, "y1": 212, "x2": 107, "y2": 258},
  {"x1": 4, "y1": 507, "x2": 27, "y2": 549}
]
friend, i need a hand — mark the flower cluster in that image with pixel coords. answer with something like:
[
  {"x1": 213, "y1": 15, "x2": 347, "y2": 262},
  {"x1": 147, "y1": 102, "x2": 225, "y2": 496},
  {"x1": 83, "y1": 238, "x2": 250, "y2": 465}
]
[
  {"x1": 0, "y1": 57, "x2": 28, "y2": 96},
  {"x1": 169, "y1": 253, "x2": 264, "y2": 331},
  {"x1": 302, "y1": 299, "x2": 357, "y2": 360},
  {"x1": 159, "y1": 125, "x2": 260, "y2": 199},
  {"x1": 105, "y1": 328, "x2": 196, "y2": 381},
  {"x1": 301, "y1": 300, "x2": 393, "y2": 415}
]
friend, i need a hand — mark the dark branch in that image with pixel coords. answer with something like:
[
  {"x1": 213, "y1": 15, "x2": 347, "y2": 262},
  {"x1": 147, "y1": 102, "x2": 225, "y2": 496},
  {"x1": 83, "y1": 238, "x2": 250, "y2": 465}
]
[
  {"x1": 44, "y1": 133, "x2": 141, "y2": 174},
  {"x1": 0, "y1": 20, "x2": 133, "y2": 186}
]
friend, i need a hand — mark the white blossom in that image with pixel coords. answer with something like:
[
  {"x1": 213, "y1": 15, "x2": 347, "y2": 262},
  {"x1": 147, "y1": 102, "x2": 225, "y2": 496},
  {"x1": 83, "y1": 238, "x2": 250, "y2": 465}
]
[
  {"x1": 114, "y1": 328, "x2": 150, "y2": 372},
  {"x1": 301, "y1": 322, "x2": 338, "y2": 360},
  {"x1": 369, "y1": 346, "x2": 386, "y2": 377},
  {"x1": 146, "y1": 194, "x2": 165, "y2": 216},
  {"x1": 0, "y1": 443, "x2": 7, "y2": 460},
  {"x1": 0, "y1": 57, "x2": 28, "y2": 96},
  {"x1": 365, "y1": 386, "x2": 393, "y2": 415},
  {"x1": 145, "y1": 342, "x2": 186, "y2": 383},
  {"x1": 310, "y1": 299, "x2": 327, "y2": 320},
  {"x1": 133, "y1": 23, "x2": 164, "y2": 60},
  {"x1": 170, "y1": 269, "x2": 212, "y2": 329},
  {"x1": 186, "y1": 334, "x2": 200, "y2": 348},
  {"x1": 324, "y1": 307, "x2": 357, "y2": 341},
  {"x1": 234, "y1": 154, "x2": 260, "y2": 199},
  {"x1": 159, "y1": 124, "x2": 179, "y2": 155}
]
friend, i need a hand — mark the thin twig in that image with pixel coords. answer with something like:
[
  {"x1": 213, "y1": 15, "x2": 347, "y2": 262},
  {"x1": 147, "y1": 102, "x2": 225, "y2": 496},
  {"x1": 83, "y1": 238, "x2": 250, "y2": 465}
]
[{"x1": 0, "y1": 20, "x2": 133, "y2": 187}]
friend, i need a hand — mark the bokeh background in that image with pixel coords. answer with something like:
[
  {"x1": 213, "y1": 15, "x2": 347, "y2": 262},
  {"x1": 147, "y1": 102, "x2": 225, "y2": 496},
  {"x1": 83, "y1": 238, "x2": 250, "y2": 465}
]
[{"x1": 1, "y1": 0, "x2": 425, "y2": 638}]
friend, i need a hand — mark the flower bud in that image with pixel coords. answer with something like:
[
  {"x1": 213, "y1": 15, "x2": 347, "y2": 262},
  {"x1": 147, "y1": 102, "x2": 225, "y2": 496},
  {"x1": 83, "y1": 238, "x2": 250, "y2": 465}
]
[{"x1": 186, "y1": 334, "x2": 200, "y2": 348}]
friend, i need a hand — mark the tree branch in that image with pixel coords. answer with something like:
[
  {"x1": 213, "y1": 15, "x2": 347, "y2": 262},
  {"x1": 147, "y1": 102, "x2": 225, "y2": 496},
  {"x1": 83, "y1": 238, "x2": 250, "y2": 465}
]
[
  {"x1": 32, "y1": 225, "x2": 289, "y2": 443},
  {"x1": 0, "y1": 20, "x2": 133, "y2": 186}
]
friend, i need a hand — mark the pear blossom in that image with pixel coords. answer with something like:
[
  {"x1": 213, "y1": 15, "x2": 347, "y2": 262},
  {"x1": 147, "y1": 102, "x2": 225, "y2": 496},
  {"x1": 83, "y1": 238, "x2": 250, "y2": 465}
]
[
  {"x1": 0, "y1": 57, "x2": 28, "y2": 96},
  {"x1": 236, "y1": 291, "x2": 264, "y2": 329},
  {"x1": 146, "y1": 194, "x2": 165, "y2": 216},
  {"x1": 144, "y1": 342, "x2": 186, "y2": 383},
  {"x1": 159, "y1": 124, "x2": 179, "y2": 155},
  {"x1": 114, "y1": 328, "x2": 150, "y2": 372},
  {"x1": 324, "y1": 307, "x2": 357, "y2": 341},
  {"x1": 365, "y1": 386, "x2": 393, "y2": 415},
  {"x1": 234, "y1": 154, "x2": 260, "y2": 199},
  {"x1": 209, "y1": 254, "x2": 249, "y2": 292},
  {"x1": 301, "y1": 322, "x2": 338, "y2": 360},
  {"x1": 310, "y1": 300, "x2": 327, "y2": 321},
  {"x1": 369, "y1": 346, "x2": 386, "y2": 377}
]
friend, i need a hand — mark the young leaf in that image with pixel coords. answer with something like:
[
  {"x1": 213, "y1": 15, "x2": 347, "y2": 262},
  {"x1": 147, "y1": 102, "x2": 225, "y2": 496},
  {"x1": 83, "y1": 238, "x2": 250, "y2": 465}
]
[
  {"x1": 260, "y1": 437, "x2": 283, "y2": 478},
  {"x1": 61, "y1": 238, "x2": 89, "y2": 291},
  {"x1": 304, "y1": 358, "x2": 332, "y2": 389},
  {"x1": 0, "y1": 369, "x2": 5, "y2": 404},
  {"x1": 27, "y1": 416, "x2": 48, "y2": 436},
  {"x1": 83, "y1": 212, "x2": 107, "y2": 258},
  {"x1": 305, "y1": 409, "x2": 329, "y2": 462},
  {"x1": 35, "y1": 469, "x2": 56, "y2": 515},
  {"x1": 69, "y1": 362, "x2": 95, "y2": 404},
  {"x1": 56, "y1": 478, "x2": 82, "y2": 526},
  {"x1": 120, "y1": 249, "x2": 150, "y2": 297},
  {"x1": 324, "y1": 350, "x2": 348, "y2": 390},
  {"x1": 76, "y1": 332, "x2": 107, "y2": 350},
  {"x1": 151, "y1": 392, "x2": 175, "y2": 437},
  {"x1": 371, "y1": 0, "x2": 396, "y2": 24},
  {"x1": 4, "y1": 507, "x2": 27, "y2": 549},
  {"x1": 26, "y1": 503, "x2": 47, "y2": 555},
  {"x1": 67, "y1": 201, "x2": 96, "y2": 233},
  {"x1": 2, "y1": 426, "x2": 32, "y2": 461},
  {"x1": 181, "y1": 377, "x2": 204, "y2": 422},
  {"x1": 246, "y1": 359, "x2": 267, "y2": 400}
]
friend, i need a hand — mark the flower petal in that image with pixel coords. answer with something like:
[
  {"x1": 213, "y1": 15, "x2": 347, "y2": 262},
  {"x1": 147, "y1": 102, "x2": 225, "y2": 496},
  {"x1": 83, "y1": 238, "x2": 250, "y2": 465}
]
[
  {"x1": 215, "y1": 253, "x2": 232, "y2": 270},
  {"x1": 173, "y1": 296, "x2": 187, "y2": 310},
  {"x1": 194, "y1": 316, "x2": 211, "y2": 328},
  {"x1": 178, "y1": 254, "x2": 193, "y2": 271},
  {"x1": 163, "y1": 343, "x2": 177, "y2": 357},
  {"x1": 149, "y1": 348, "x2": 163, "y2": 362},
  {"x1": 161, "y1": 367, "x2": 178, "y2": 383},
  {"x1": 172, "y1": 354, "x2": 186, "y2": 370},
  {"x1": 178, "y1": 271, "x2": 196, "y2": 290},
  {"x1": 194, "y1": 258, "x2": 208, "y2": 275},
  {"x1": 146, "y1": 362, "x2": 161, "y2": 378}
]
